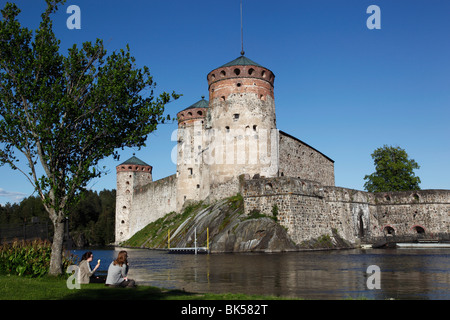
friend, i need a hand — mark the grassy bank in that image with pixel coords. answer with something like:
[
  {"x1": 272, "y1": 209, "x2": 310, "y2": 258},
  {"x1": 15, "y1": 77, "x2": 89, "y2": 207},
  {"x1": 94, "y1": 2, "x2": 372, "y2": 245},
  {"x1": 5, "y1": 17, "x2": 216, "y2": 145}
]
[{"x1": 0, "y1": 275, "x2": 294, "y2": 300}]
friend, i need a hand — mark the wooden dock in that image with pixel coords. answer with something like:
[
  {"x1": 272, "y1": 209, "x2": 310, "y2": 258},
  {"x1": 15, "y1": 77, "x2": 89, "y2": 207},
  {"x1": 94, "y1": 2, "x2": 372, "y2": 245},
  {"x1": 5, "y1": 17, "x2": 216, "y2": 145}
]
[
  {"x1": 167, "y1": 227, "x2": 210, "y2": 254},
  {"x1": 168, "y1": 247, "x2": 209, "y2": 254}
]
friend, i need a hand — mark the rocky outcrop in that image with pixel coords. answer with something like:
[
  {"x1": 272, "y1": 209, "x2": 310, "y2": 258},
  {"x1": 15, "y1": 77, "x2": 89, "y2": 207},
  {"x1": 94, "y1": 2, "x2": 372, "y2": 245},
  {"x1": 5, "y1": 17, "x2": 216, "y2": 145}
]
[
  {"x1": 212, "y1": 217, "x2": 297, "y2": 252},
  {"x1": 123, "y1": 194, "x2": 351, "y2": 252},
  {"x1": 124, "y1": 196, "x2": 297, "y2": 252}
]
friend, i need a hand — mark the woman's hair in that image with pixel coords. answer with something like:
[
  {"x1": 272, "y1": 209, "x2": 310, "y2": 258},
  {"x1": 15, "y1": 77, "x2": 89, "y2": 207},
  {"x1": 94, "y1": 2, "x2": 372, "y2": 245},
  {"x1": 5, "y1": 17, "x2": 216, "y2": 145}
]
[
  {"x1": 113, "y1": 250, "x2": 128, "y2": 267},
  {"x1": 81, "y1": 251, "x2": 93, "y2": 261}
]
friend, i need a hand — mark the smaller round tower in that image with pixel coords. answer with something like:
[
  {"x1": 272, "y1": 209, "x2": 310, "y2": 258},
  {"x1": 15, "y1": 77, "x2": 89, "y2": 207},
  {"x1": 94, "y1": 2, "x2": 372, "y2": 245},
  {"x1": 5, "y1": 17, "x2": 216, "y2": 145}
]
[
  {"x1": 176, "y1": 97, "x2": 209, "y2": 210},
  {"x1": 115, "y1": 155, "x2": 152, "y2": 243}
]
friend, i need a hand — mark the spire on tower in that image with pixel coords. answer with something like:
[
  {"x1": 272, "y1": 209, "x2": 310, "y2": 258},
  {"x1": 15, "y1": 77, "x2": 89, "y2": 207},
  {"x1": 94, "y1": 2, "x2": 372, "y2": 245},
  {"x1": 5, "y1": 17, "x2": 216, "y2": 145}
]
[{"x1": 240, "y1": 0, "x2": 245, "y2": 56}]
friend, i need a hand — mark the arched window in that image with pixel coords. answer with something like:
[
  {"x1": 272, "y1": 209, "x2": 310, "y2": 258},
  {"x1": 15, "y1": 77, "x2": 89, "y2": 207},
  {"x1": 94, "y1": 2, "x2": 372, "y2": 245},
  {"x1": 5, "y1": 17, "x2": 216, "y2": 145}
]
[
  {"x1": 383, "y1": 226, "x2": 395, "y2": 236},
  {"x1": 412, "y1": 226, "x2": 425, "y2": 234}
]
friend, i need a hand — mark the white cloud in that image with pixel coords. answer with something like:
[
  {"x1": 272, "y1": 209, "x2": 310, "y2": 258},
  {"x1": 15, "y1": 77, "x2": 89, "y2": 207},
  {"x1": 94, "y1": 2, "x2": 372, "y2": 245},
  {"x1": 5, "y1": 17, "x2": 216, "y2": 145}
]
[{"x1": 0, "y1": 188, "x2": 27, "y2": 204}]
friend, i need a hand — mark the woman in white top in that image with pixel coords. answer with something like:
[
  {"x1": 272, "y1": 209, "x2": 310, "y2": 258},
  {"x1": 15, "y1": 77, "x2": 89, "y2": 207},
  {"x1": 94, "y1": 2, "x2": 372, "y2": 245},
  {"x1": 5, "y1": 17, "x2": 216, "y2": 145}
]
[{"x1": 78, "y1": 251, "x2": 101, "y2": 284}]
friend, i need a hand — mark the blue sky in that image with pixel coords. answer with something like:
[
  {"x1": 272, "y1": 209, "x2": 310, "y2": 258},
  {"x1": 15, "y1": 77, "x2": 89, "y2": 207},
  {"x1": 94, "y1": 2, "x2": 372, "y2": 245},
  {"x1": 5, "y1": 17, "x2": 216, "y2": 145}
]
[{"x1": 0, "y1": 0, "x2": 449, "y2": 205}]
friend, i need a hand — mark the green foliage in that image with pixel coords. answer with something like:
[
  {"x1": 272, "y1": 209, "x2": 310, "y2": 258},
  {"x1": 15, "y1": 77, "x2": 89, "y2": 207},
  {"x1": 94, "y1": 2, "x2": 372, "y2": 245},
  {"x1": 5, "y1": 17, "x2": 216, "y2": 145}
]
[
  {"x1": 271, "y1": 204, "x2": 279, "y2": 222},
  {"x1": 69, "y1": 189, "x2": 116, "y2": 246},
  {"x1": 0, "y1": 1, "x2": 179, "y2": 274},
  {"x1": 0, "y1": 240, "x2": 76, "y2": 277},
  {"x1": 364, "y1": 145, "x2": 421, "y2": 192},
  {"x1": 0, "y1": 189, "x2": 116, "y2": 246},
  {"x1": 246, "y1": 207, "x2": 278, "y2": 222}
]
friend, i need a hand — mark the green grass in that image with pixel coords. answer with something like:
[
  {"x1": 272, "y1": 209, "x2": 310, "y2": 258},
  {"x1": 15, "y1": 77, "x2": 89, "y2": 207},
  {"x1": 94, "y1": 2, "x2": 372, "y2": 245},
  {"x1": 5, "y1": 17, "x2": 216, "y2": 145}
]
[{"x1": 0, "y1": 275, "x2": 295, "y2": 300}]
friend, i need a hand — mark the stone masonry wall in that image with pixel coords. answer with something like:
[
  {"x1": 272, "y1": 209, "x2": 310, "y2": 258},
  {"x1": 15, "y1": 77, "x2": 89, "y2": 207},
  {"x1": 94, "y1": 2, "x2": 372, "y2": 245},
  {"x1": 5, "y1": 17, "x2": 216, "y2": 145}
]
[
  {"x1": 242, "y1": 176, "x2": 450, "y2": 245},
  {"x1": 128, "y1": 174, "x2": 177, "y2": 238},
  {"x1": 278, "y1": 131, "x2": 335, "y2": 186},
  {"x1": 372, "y1": 190, "x2": 450, "y2": 236}
]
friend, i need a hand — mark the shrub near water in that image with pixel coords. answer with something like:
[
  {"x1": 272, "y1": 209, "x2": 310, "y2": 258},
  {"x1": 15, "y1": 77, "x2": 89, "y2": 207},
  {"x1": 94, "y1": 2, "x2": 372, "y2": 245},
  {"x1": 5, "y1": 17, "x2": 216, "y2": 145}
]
[{"x1": 0, "y1": 240, "x2": 76, "y2": 277}]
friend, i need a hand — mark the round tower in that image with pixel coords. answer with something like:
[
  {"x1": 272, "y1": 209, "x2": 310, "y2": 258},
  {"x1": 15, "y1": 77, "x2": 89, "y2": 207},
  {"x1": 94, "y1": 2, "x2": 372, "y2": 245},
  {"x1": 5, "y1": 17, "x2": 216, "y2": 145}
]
[
  {"x1": 115, "y1": 155, "x2": 152, "y2": 243},
  {"x1": 206, "y1": 55, "x2": 278, "y2": 187},
  {"x1": 176, "y1": 97, "x2": 209, "y2": 210}
]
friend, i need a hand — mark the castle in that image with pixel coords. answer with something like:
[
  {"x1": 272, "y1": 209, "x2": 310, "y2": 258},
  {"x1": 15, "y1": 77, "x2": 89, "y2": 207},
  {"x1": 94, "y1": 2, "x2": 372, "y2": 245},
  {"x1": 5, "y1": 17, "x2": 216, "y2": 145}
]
[{"x1": 115, "y1": 55, "x2": 450, "y2": 246}]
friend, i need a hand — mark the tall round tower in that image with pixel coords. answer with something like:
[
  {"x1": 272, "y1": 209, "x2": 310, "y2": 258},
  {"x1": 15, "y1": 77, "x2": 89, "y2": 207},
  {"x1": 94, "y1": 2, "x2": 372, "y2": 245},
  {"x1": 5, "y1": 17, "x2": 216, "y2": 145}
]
[
  {"x1": 115, "y1": 155, "x2": 152, "y2": 243},
  {"x1": 206, "y1": 55, "x2": 278, "y2": 188},
  {"x1": 176, "y1": 97, "x2": 209, "y2": 210}
]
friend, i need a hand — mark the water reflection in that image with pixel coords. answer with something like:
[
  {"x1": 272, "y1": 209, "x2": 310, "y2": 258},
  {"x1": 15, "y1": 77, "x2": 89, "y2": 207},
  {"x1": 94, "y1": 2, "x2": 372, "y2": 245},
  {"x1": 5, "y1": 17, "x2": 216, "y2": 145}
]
[{"x1": 73, "y1": 248, "x2": 450, "y2": 300}]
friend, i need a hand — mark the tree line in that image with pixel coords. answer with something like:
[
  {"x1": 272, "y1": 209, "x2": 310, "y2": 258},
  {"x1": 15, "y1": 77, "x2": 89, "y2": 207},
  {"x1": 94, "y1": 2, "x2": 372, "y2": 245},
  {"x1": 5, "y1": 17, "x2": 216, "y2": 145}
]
[{"x1": 0, "y1": 189, "x2": 116, "y2": 247}]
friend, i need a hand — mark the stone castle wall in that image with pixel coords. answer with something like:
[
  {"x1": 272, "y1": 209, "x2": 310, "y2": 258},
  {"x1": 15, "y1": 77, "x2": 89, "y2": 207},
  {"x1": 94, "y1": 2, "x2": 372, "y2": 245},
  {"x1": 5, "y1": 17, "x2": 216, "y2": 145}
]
[
  {"x1": 372, "y1": 190, "x2": 450, "y2": 236},
  {"x1": 241, "y1": 176, "x2": 450, "y2": 245},
  {"x1": 278, "y1": 131, "x2": 335, "y2": 186},
  {"x1": 128, "y1": 174, "x2": 177, "y2": 237}
]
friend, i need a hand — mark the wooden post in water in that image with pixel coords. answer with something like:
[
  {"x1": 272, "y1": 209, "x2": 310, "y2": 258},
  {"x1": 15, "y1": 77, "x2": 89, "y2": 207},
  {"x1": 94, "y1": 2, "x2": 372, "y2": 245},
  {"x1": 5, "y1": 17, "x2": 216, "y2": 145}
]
[
  {"x1": 207, "y1": 228, "x2": 209, "y2": 252},
  {"x1": 168, "y1": 229, "x2": 170, "y2": 249},
  {"x1": 194, "y1": 227, "x2": 197, "y2": 255}
]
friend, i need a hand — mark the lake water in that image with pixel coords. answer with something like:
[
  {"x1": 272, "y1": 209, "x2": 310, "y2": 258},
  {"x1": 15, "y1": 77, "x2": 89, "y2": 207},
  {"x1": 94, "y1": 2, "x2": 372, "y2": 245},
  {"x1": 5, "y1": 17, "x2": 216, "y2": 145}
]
[{"x1": 70, "y1": 248, "x2": 450, "y2": 300}]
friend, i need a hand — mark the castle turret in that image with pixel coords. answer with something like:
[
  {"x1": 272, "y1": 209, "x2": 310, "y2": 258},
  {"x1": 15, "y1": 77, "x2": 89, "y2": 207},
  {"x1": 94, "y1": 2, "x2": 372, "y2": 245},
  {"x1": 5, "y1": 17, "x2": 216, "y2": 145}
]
[
  {"x1": 115, "y1": 155, "x2": 152, "y2": 243},
  {"x1": 206, "y1": 55, "x2": 278, "y2": 189},
  {"x1": 176, "y1": 97, "x2": 209, "y2": 210}
]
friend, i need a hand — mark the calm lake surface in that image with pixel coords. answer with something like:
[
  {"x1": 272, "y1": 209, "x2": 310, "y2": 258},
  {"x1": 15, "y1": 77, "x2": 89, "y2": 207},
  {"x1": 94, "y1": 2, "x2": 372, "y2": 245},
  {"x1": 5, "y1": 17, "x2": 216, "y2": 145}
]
[{"x1": 70, "y1": 248, "x2": 450, "y2": 300}]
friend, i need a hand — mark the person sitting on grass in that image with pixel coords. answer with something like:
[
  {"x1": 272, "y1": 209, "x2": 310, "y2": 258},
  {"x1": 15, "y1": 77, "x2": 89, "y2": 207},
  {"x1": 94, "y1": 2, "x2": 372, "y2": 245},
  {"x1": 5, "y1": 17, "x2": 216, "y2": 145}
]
[
  {"x1": 78, "y1": 251, "x2": 102, "y2": 284},
  {"x1": 105, "y1": 250, "x2": 136, "y2": 288}
]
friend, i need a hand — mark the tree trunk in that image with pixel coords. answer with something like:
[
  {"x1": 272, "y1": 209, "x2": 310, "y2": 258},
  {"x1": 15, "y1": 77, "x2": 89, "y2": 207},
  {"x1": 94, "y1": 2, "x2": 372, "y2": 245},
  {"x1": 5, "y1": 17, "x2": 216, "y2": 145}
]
[{"x1": 49, "y1": 220, "x2": 65, "y2": 276}]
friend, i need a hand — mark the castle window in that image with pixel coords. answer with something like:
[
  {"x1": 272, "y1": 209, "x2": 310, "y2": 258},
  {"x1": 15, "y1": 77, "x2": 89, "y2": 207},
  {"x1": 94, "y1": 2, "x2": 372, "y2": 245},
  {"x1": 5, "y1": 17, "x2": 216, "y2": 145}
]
[
  {"x1": 236, "y1": 82, "x2": 242, "y2": 87},
  {"x1": 221, "y1": 96, "x2": 226, "y2": 101},
  {"x1": 253, "y1": 125, "x2": 257, "y2": 131},
  {"x1": 248, "y1": 68, "x2": 255, "y2": 75},
  {"x1": 188, "y1": 168, "x2": 193, "y2": 175},
  {"x1": 233, "y1": 113, "x2": 240, "y2": 120},
  {"x1": 197, "y1": 184, "x2": 200, "y2": 189},
  {"x1": 188, "y1": 112, "x2": 192, "y2": 116},
  {"x1": 121, "y1": 220, "x2": 125, "y2": 224},
  {"x1": 412, "y1": 226, "x2": 425, "y2": 234},
  {"x1": 220, "y1": 70, "x2": 226, "y2": 77},
  {"x1": 210, "y1": 74, "x2": 215, "y2": 81},
  {"x1": 234, "y1": 68, "x2": 241, "y2": 76},
  {"x1": 262, "y1": 70, "x2": 266, "y2": 78},
  {"x1": 383, "y1": 226, "x2": 395, "y2": 236},
  {"x1": 225, "y1": 126, "x2": 230, "y2": 132},
  {"x1": 197, "y1": 110, "x2": 203, "y2": 116}
]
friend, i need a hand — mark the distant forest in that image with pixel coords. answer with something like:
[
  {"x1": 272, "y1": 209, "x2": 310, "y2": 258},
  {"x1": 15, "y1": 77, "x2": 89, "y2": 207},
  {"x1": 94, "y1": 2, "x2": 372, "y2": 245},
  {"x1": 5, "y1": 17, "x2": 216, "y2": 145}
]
[{"x1": 0, "y1": 189, "x2": 116, "y2": 247}]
